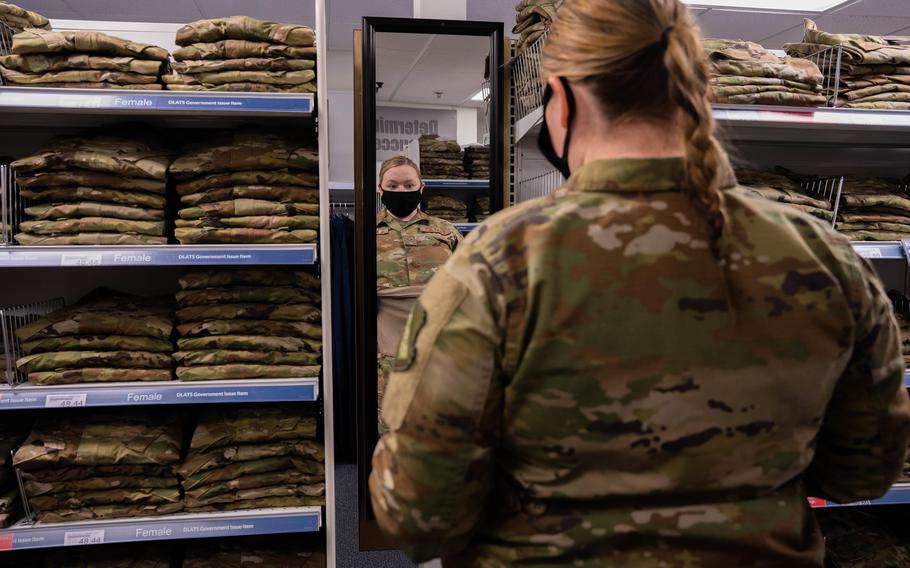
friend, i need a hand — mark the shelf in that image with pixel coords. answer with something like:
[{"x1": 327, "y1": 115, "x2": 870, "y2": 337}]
[
  {"x1": 0, "y1": 244, "x2": 317, "y2": 267},
  {"x1": 0, "y1": 378, "x2": 319, "y2": 409},
  {"x1": 424, "y1": 179, "x2": 490, "y2": 189},
  {"x1": 514, "y1": 103, "x2": 910, "y2": 145},
  {"x1": 0, "y1": 507, "x2": 322, "y2": 551},
  {"x1": 0, "y1": 87, "x2": 314, "y2": 128},
  {"x1": 809, "y1": 484, "x2": 910, "y2": 508}
]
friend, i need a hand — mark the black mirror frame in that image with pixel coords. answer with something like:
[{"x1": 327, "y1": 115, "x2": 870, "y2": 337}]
[{"x1": 354, "y1": 16, "x2": 505, "y2": 550}]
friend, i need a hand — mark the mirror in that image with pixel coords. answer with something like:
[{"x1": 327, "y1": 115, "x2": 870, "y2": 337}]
[{"x1": 354, "y1": 17, "x2": 504, "y2": 550}]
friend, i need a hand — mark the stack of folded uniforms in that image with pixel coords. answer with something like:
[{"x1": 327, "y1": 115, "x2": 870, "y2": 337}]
[
  {"x1": 419, "y1": 135, "x2": 465, "y2": 179},
  {"x1": 11, "y1": 134, "x2": 171, "y2": 245},
  {"x1": 174, "y1": 269, "x2": 322, "y2": 382},
  {"x1": 427, "y1": 196, "x2": 467, "y2": 222},
  {"x1": 0, "y1": 2, "x2": 50, "y2": 35},
  {"x1": 705, "y1": 38, "x2": 826, "y2": 107},
  {"x1": 0, "y1": 422, "x2": 27, "y2": 528},
  {"x1": 513, "y1": 0, "x2": 562, "y2": 54},
  {"x1": 786, "y1": 19, "x2": 910, "y2": 110},
  {"x1": 475, "y1": 196, "x2": 491, "y2": 222},
  {"x1": 14, "y1": 289, "x2": 174, "y2": 385},
  {"x1": 170, "y1": 129, "x2": 319, "y2": 244},
  {"x1": 734, "y1": 168, "x2": 835, "y2": 222},
  {"x1": 464, "y1": 144, "x2": 490, "y2": 180},
  {"x1": 166, "y1": 16, "x2": 316, "y2": 93},
  {"x1": 0, "y1": 28, "x2": 167, "y2": 89},
  {"x1": 897, "y1": 311, "x2": 910, "y2": 371},
  {"x1": 12, "y1": 413, "x2": 183, "y2": 522},
  {"x1": 180, "y1": 406, "x2": 325, "y2": 512},
  {"x1": 183, "y1": 539, "x2": 326, "y2": 567},
  {"x1": 834, "y1": 176, "x2": 910, "y2": 241}
]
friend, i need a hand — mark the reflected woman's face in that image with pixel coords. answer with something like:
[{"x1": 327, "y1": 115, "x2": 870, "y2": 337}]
[{"x1": 380, "y1": 165, "x2": 423, "y2": 193}]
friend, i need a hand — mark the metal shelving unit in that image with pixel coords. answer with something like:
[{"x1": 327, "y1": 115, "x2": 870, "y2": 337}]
[
  {"x1": 0, "y1": 1, "x2": 337, "y2": 563},
  {"x1": 0, "y1": 508, "x2": 322, "y2": 551}
]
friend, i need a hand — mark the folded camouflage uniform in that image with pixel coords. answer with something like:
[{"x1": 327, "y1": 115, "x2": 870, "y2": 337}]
[
  {"x1": 4, "y1": 29, "x2": 167, "y2": 90},
  {"x1": 176, "y1": 17, "x2": 315, "y2": 47},
  {"x1": 833, "y1": 176, "x2": 910, "y2": 241},
  {"x1": 513, "y1": 0, "x2": 562, "y2": 54},
  {"x1": 464, "y1": 144, "x2": 491, "y2": 179},
  {"x1": 12, "y1": 415, "x2": 184, "y2": 522},
  {"x1": 0, "y1": 2, "x2": 51, "y2": 31},
  {"x1": 181, "y1": 406, "x2": 325, "y2": 512},
  {"x1": 11, "y1": 134, "x2": 171, "y2": 245},
  {"x1": 173, "y1": 41, "x2": 316, "y2": 62},
  {"x1": 426, "y1": 195, "x2": 468, "y2": 222},
  {"x1": 14, "y1": 290, "x2": 174, "y2": 385},
  {"x1": 0, "y1": 423, "x2": 29, "y2": 528},
  {"x1": 419, "y1": 135, "x2": 466, "y2": 179},
  {"x1": 785, "y1": 19, "x2": 910, "y2": 109},
  {"x1": 705, "y1": 38, "x2": 826, "y2": 107},
  {"x1": 476, "y1": 196, "x2": 491, "y2": 222}
]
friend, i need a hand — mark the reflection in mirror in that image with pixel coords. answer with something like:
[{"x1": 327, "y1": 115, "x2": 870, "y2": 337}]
[{"x1": 374, "y1": 32, "x2": 491, "y2": 433}]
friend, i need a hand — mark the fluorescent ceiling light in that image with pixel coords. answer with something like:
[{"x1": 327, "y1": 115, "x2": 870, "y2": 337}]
[
  {"x1": 470, "y1": 89, "x2": 486, "y2": 102},
  {"x1": 683, "y1": 0, "x2": 842, "y2": 10}
]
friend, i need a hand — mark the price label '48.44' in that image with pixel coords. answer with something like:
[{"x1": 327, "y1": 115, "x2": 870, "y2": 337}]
[
  {"x1": 45, "y1": 394, "x2": 87, "y2": 408},
  {"x1": 63, "y1": 529, "x2": 104, "y2": 546}
]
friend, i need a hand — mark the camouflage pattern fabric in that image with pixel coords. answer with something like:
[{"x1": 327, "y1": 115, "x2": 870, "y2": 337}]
[
  {"x1": 15, "y1": 170, "x2": 166, "y2": 193},
  {"x1": 175, "y1": 227, "x2": 316, "y2": 244},
  {"x1": 12, "y1": 29, "x2": 169, "y2": 61},
  {"x1": 787, "y1": 19, "x2": 910, "y2": 66},
  {"x1": 183, "y1": 457, "x2": 324, "y2": 490},
  {"x1": 183, "y1": 544, "x2": 325, "y2": 568},
  {"x1": 25, "y1": 474, "x2": 176, "y2": 496},
  {"x1": 0, "y1": 2, "x2": 51, "y2": 30},
  {"x1": 376, "y1": 208, "x2": 462, "y2": 288},
  {"x1": 21, "y1": 335, "x2": 172, "y2": 355},
  {"x1": 29, "y1": 487, "x2": 180, "y2": 510},
  {"x1": 19, "y1": 218, "x2": 165, "y2": 236},
  {"x1": 840, "y1": 212, "x2": 910, "y2": 224},
  {"x1": 179, "y1": 440, "x2": 323, "y2": 477},
  {"x1": 175, "y1": 215, "x2": 319, "y2": 230},
  {"x1": 163, "y1": 68, "x2": 314, "y2": 85},
  {"x1": 37, "y1": 501, "x2": 184, "y2": 523},
  {"x1": 15, "y1": 232, "x2": 167, "y2": 245},
  {"x1": 370, "y1": 156, "x2": 910, "y2": 565},
  {"x1": 714, "y1": 91, "x2": 828, "y2": 106},
  {"x1": 173, "y1": 40, "x2": 316, "y2": 62},
  {"x1": 178, "y1": 199, "x2": 318, "y2": 218},
  {"x1": 419, "y1": 135, "x2": 464, "y2": 178},
  {"x1": 12, "y1": 135, "x2": 171, "y2": 180},
  {"x1": 176, "y1": 17, "x2": 315, "y2": 47},
  {"x1": 176, "y1": 364, "x2": 320, "y2": 381},
  {"x1": 173, "y1": 58, "x2": 314, "y2": 74},
  {"x1": 176, "y1": 170, "x2": 318, "y2": 194},
  {"x1": 176, "y1": 335, "x2": 319, "y2": 353},
  {"x1": 714, "y1": 84, "x2": 821, "y2": 97},
  {"x1": 710, "y1": 59, "x2": 825, "y2": 86},
  {"x1": 176, "y1": 303, "x2": 320, "y2": 323},
  {"x1": 21, "y1": 187, "x2": 167, "y2": 209},
  {"x1": 839, "y1": 230, "x2": 910, "y2": 241},
  {"x1": 180, "y1": 185, "x2": 318, "y2": 206},
  {"x1": 23, "y1": 464, "x2": 174, "y2": 483},
  {"x1": 186, "y1": 469, "x2": 325, "y2": 504},
  {"x1": 174, "y1": 350, "x2": 320, "y2": 366},
  {"x1": 14, "y1": 418, "x2": 182, "y2": 469},
  {"x1": 25, "y1": 202, "x2": 164, "y2": 221},
  {"x1": 839, "y1": 221, "x2": 910, "y2": 232},
  {"x1": 838, "y1": 92, "x2": 910, "y2": 106},
  {"x1": 190, "y1": 407, "x2": 317, "y2": 452},
  {"x1": 705, "y1": 38, "x2": 783, "y2": 63},
  {"x1": 176, "y1": 286, "x2": 318, "y2": 307},
  {"x1": 842, "y1": 101, "x2": 910, "y2": 109},
  {"x1": 17, "y1": 351, "x2": 172, "y2": 372},
  {"x1": 179, "y1": 268, "x2": 320, "y2": 290},
  {"x1": 712, "y1": 75, "x2": 819, "y2": 91},
  {"x1": 1, "y1": 81, "x2": 163, "y2": 90},
  {"x1": 513, "y1": 0, "x2": 561, "y2": 53},
  {"x1": 186, "y1": 495, "x2": 321, "y2": 512},
  {"x1": 17, "y1": 295, "x2": 173, "y2": 341},
  {"x1": 177, "y1": 320, "x2": 321, "y2": 339},
  {"x1": 165, "y1": 79, "x2": 316, "y2": 93},
  {"x1": 0, "y1": 54, "x2": 162, "y2": 74},
  {"x1": 186, "y1": 483, "x2": 324, "y2": 508},
  {"x1": 0, "y1": 66, "x2": 159, "y2": 85},
  {"x1": 170, "y1": 131, "x2": 317, "y2": 179},
  {"x1": 426, "y1": 196, "x2": 468, "y2": 221}
]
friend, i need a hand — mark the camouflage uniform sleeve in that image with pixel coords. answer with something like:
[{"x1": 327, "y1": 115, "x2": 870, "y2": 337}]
[
  {"x1": 369, "y1": 239, "x2": 502, "y2": 561},
  {"x1": 807, "y1": 241, "x2": 910, "y2": 503}
]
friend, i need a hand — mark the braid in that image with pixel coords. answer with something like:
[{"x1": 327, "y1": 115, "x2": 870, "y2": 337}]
[{"x1": 663, "y1": 12, "x2": 728, "y2": 258}]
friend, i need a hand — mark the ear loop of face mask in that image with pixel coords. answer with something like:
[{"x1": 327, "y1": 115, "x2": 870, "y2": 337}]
[{"x1": 537, "y1": 76, "x2": 577, "y2": 179}]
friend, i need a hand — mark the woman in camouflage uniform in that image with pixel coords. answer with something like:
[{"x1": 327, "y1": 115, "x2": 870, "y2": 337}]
[
  {"x1": 370, "y1": 1, "x2": 910, "y2": 566},
  {"x1": 375, "y1": 156, "x2": 462, "y2": 432}
]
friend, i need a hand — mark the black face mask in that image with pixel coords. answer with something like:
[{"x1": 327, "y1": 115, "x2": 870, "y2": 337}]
[
  {"x1": 381, "y1": 189, "x2": 423, "y2": 219},
  {"x1": 537, "y1": 76, "x2": 576, "y2": 179}
]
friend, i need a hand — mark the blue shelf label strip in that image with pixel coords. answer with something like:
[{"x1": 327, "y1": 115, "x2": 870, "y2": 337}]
[
  {"x1": 0, "y1": 247, "x2": 316, "y2": 267},
  {"x1": 0, "y1": 90, "x2": 313, "y2": 115},
  {"x1": 0, "y1": 513, "x2": 320, "y2": 551},
  {"x1": 0, "y1": 383, "x2": 318, "y2": 409}
]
